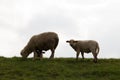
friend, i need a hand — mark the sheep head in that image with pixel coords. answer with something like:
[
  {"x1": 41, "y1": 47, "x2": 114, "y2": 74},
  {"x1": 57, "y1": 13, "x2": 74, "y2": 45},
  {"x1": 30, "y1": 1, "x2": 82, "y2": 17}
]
[
  {"x1": 66, "y1": 39, "x2": 78, "y2": 47},
  {"x1": 20, "y1": 49, "x2": 29, "y2": 59}
]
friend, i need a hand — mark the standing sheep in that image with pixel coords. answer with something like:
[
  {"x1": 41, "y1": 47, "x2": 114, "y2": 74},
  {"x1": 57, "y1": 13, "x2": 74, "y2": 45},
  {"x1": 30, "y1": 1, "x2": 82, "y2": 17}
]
[
  {"x1": 21, "y1": 32, "x2": 59, "y2": 60},
  {"x1": 66, "y1": 39, "x2": 99, "y2": 63}
]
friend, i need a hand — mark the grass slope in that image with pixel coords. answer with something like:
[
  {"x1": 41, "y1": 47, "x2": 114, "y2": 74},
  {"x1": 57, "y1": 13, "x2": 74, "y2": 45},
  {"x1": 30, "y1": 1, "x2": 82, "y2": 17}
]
[{"x1": 0, "y1": 57, "x2": 120, "y2": 80}]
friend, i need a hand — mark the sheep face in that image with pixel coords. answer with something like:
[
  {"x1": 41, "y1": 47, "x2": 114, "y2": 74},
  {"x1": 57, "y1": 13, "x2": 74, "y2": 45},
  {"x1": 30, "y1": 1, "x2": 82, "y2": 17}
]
[{"x1": 20, "y1": 49, "x2": 29, "y2": 58}]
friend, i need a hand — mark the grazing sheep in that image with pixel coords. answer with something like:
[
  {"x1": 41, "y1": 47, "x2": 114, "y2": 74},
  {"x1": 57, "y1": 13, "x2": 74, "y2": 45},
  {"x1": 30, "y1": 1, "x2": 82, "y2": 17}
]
[
  {"x1": 66, "y1": 39, "x2": 100, "y2": 63},
  {"x1": 21, "y1": 32, "x2": 59, "y2": 60}
]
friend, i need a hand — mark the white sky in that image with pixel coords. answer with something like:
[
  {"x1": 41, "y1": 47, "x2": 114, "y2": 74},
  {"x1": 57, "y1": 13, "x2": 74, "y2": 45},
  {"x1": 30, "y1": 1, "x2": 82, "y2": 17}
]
[{"x1": 0, "y1": 0, "x2": 120, "y2": 58}]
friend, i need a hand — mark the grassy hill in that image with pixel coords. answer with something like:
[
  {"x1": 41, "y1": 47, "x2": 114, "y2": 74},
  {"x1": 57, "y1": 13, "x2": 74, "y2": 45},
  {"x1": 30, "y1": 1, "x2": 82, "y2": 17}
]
[{"x1": 0, "y1": 57, "x2": 120, "y2": 80}]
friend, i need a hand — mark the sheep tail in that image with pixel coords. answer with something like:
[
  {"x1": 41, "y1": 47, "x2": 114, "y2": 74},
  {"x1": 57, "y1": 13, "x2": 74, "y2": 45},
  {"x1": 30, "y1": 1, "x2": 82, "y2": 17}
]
[{"x1": 95, "y1": 44, "x2": 100, "y2": 55}]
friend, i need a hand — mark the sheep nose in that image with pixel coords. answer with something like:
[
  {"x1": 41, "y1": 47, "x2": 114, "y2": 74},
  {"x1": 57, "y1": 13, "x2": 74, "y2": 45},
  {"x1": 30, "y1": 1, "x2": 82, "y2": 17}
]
[{"x1": 66, "y1": 41, "x2": 69, "y2": 43}]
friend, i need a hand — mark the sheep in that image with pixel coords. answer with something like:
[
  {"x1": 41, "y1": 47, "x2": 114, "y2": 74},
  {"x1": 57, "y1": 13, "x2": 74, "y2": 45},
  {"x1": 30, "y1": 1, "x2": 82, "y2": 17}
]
[
  {"x1": 21, "y1": 32, "x2": 59, "y2": 60},
  {"x1": 66, "y1": 39, "x2": 100, "y2": 63}
]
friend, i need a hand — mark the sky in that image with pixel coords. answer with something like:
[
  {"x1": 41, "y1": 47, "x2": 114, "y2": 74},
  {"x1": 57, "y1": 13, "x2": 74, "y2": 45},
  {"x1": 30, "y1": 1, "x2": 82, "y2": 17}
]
[{"x1": 0, "y1": 0, "x2": 120, "y2": 58}]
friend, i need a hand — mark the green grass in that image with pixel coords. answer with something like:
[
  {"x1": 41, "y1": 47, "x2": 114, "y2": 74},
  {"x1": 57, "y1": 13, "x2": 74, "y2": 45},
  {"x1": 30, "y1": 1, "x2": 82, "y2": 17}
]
[{"x1": 0, "y1": 57, "x2": 120, "y2": 80}]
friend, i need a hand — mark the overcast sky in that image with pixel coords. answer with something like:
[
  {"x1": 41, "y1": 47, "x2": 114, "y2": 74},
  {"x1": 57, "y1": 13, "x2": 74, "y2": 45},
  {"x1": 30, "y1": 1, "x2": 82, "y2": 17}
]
[{"x1": 0, "y1": 0, "x2": 120, "y2": 58}]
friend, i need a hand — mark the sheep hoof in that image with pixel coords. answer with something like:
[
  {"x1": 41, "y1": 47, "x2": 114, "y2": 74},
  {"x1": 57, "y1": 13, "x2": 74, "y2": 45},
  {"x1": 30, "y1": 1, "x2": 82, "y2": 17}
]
[
  {"x1": 76, "y1": 59, "x2": 79, "y2": 61},
  {"x1": 93, "y1": 60, "x2": 97, "y2": 63}
]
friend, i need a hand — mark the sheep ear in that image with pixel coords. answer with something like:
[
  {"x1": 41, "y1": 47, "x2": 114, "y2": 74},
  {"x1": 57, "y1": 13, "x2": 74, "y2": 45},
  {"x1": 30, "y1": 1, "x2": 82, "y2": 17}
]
[{"x1": 66, "y1": 40, "x2": 70, "y2": 43}]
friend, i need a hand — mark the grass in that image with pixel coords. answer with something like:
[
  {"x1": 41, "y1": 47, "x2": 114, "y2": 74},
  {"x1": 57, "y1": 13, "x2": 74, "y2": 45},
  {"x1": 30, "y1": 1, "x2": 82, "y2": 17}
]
[{"x1": 0, "y1": 57, "x2": 120, "y2": 80}]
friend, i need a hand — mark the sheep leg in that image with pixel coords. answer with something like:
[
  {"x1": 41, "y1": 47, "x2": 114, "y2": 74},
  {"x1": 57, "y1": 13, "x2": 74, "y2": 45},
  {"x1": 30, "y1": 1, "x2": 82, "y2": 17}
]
[
  {"x1": 39, "y1": 52, "x2": 43, "y2": 59},
  {"x1": 49, "y1": 49, "x2": 55, "y2": 59},
  {"x1": 33, "y1": 51, "x2": 38, "y2": 60},
  {"x1": 92, "y1": 52, "x2": 97, "y2": 63},
  {"x1": 33, "y1": 50, "x2": 43, "y2": 60},
  {"x1": 36, "y1": 50, "x2": 43, "y2": 59},
  {"x1": 93, "y1": 54, "x2": 97, "y2": 63},
  {"x1": 94, "y1": 53, "x2": 98, "y2": 63},
  {"x1": 81, "y1": 52, "x2": 84, "y2": 59},
  {"x1": 76, "y1": 51, "x2": 80, "y2": 61}
]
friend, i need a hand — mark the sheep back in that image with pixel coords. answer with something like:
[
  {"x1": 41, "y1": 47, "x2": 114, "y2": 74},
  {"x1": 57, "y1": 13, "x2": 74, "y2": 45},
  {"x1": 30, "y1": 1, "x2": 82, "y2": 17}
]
[{"x1": 76, "y1": 40, "x2": 99, "y2": 52}]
